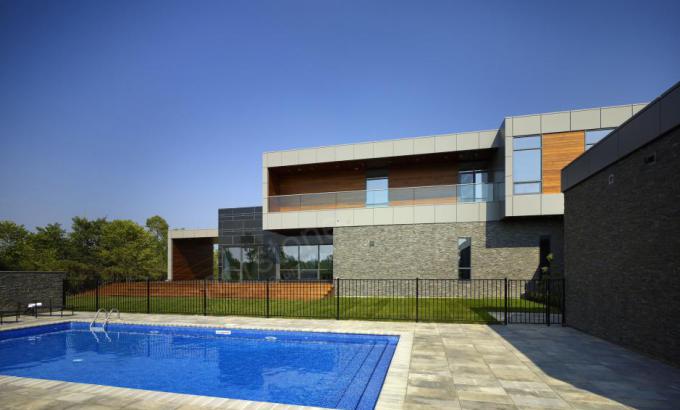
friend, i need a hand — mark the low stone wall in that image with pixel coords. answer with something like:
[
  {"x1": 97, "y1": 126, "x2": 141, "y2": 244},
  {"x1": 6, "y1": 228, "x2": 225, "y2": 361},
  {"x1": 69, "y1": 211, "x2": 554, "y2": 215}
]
[{"x1": 0, "y1": 271, "x2": 67, "y2": 310}]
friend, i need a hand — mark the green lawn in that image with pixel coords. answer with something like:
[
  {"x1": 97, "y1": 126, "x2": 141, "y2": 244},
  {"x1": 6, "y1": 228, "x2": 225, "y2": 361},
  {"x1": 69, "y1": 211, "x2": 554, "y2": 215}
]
[{"x1": 67, "y1": 295, "x2": 552, "y2": 323}]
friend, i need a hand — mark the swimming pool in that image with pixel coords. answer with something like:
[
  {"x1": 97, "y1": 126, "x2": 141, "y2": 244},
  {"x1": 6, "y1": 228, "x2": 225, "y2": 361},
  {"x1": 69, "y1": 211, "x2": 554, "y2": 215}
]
[{"x1": 0, "y1": 322, "x2": 398, "y2": 409}]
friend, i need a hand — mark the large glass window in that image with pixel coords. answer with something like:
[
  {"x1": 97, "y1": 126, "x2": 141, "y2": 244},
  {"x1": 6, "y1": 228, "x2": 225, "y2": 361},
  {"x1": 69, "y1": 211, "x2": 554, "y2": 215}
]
[
  {"x1": 299, "y1": 245, "x2": 319, "y2": 280},
  {"x1": 258, "y1": 245, "x2": 276, "y2": 280},
  {"x1": 319, "y1": 245, "x2": 333, "y2": 280},
  {"x1": 585, "y1": 129, "x2": 613, "y2": 150},
  {"x1": 241, "y1": 246, "x2": 259, "y2": 280},
  {"x1": 459, "y1": 170, "x2": 489, "y2": 202},
  {"x1": 278, "y1": 244, "x2": 333, "y2": 281},
  {"x1": 223, "y1": 247, "x2": 242, "y2": 281},
  {"x1": 458, "y1": 237, "x2": 471, "y2": 280},
  {"x1": 513, "y1": 135, "x2": 542, "y2": 194},
  {"x1": 279, "y1": 246, "x2": 299, "y2": 280},
  {"x1": 366, "y1": 177, "x2": 388, "y2": 207}
]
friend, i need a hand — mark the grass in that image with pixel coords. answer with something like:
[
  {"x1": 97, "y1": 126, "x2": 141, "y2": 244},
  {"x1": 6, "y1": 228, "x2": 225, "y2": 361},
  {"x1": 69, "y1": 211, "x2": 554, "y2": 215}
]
[{"x1": 67, "y1": 295, "x2": 552, "y2": 323}]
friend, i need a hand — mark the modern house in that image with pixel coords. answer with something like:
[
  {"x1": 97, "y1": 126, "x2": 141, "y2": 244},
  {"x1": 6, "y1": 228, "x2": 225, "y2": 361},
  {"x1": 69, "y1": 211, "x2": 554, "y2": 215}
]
[{"x1": 168, "y1": 102, "x2": 647, "y2": 282}]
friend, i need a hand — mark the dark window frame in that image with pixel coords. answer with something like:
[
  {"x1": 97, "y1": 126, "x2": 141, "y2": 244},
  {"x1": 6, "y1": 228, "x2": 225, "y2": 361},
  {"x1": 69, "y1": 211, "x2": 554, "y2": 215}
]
[{"x1": 458, "y1": 237, "x2": 472, "y2": 280}]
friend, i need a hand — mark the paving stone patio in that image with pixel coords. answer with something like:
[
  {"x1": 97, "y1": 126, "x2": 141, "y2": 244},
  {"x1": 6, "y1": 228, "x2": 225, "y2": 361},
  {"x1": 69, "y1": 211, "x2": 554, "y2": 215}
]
[{"x1": 1, "y1": 313, "x2": 679, "y2": 409}]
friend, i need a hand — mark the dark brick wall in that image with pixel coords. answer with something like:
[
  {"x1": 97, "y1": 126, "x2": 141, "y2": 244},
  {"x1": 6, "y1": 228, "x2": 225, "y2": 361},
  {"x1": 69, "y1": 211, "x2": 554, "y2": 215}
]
[
  {"x1": 564, "y1": 126, "x2": 680, "y2": 366},
  {"x1": 0, "y1": 271, "x2": 68, "y2": 310}
]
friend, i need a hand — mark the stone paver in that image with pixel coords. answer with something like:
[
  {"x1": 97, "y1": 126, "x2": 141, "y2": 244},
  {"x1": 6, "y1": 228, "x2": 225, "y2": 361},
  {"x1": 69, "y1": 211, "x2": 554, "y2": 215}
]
[{"x1": 1, "y1": 313, "x2": 680, "y2": 409}]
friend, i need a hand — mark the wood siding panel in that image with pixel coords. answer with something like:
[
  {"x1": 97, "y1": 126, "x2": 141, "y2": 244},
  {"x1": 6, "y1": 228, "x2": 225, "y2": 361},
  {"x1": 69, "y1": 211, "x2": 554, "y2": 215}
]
[
  {"x1": 172, "y1": 238, "x2": 214, "y2": 281},
  {"x1": 542, "y1": 131, "x2": 585, "y2": 193},
  {"x1": 389, "y1": 162, "x2": 458, "y2": 188},
  {"x1": 271, "y1": 168, "x2": 365, "y2": 195}
]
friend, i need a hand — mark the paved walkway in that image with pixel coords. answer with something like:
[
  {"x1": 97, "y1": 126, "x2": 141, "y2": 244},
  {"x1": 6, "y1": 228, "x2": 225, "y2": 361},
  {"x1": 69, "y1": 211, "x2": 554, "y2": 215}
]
[{"x1": 0, "y1": 313, "x2": 679, "y2": 409}]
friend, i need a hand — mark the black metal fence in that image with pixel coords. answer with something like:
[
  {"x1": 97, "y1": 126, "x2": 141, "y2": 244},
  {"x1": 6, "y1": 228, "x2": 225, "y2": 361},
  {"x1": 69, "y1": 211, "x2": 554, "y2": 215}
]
[{"x1": 64, "y1": 278, "x2": 565, "y2": 325}]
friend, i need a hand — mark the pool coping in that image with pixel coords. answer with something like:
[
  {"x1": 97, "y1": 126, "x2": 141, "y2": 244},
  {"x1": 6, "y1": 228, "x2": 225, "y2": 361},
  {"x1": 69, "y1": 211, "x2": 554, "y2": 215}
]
[{"x1": 0, "y1": 315, "x2": 413, "y2": 409}]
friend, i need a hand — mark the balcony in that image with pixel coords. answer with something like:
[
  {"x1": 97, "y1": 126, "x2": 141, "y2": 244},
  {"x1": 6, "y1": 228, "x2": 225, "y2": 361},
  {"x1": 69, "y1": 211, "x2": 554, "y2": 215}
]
[{"x1": 268, "y1": 182, "x2": 503, "y2": 212}]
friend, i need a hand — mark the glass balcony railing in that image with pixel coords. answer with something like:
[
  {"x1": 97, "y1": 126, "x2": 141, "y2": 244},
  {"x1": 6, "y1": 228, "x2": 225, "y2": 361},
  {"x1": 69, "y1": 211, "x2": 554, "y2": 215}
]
[{"x1": 268, "y1": 182, "x2": 504, "y2": 212}]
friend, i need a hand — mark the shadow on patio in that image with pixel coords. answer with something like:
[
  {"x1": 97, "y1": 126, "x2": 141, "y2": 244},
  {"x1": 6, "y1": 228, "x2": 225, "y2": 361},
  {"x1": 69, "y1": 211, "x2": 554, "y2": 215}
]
[{"x1": 489, "y1": 325, "x2": 680, "y2": 409}]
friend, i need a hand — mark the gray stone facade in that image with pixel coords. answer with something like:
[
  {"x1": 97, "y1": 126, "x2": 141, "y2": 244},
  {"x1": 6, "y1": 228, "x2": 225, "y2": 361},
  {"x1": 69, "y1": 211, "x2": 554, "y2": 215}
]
[
  {"x1": 0, "y1": 271, "x2": 67, "y2": 310},
  {"x1": 564, "y1": 126, "x2": 680, "y2": 367},
  {"x1": 333, "y1": 218, "x2": 563, "y2": 280}
]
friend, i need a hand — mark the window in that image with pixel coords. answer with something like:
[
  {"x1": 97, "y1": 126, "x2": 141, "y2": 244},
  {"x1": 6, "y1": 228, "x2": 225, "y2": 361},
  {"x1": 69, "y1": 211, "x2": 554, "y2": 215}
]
[
  {"x1": 539, "y1": 236, "x2": 551, "y2": 278},
  {"x1": 513, "y1": 135, "x2": 542, "y2": 194},
  {"x1": 459, "y1": 170, "x2": 489, "y2": 202},
  {"x1": 241, "y1": 246, "x2": 259, "y2": 280},
  {"x1": 458, "y1": 237, "x2": 471, "y2": 280},
  {"x1": 366, "y1": 177, "x2": 388, "y2": 207},
  {"x1": 585, "y1": 129, "x2": 614, "y2": 150},
  {"x1": 223, "y1": 247, "x2": 242, "y2": 281},
  {"x1": 278, "y1": 244, "x2": 334, "y2": 281},
  {"x1": 279, "y1": 245, "x2": 299, "y2": 280},
  {"x1": 299, "y1": 245, "x2": 319, "y2": 280},
  {"x1": 319, "y1": 245, "x2": 333, "y2": 280}
]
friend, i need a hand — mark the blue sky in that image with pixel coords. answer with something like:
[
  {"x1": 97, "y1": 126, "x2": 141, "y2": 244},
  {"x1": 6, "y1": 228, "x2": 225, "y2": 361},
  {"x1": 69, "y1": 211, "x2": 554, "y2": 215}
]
[{"x1": 1, "y1": 0, "x2": 679, "y2": 230}]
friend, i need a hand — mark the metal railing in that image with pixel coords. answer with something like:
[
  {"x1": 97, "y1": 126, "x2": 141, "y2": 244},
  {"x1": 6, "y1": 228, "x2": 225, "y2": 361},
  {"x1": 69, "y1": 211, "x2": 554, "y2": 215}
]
[
  {"x1": 268, "y1": 182, "x2": 504, "y2": 212},
  {"x1": 64, "y1": 278, "x2": 564, "y2": 325}
]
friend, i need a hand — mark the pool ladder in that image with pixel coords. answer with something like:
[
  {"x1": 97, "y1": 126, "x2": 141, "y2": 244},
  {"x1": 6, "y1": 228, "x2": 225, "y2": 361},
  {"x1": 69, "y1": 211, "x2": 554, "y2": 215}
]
[{"x1": 90, "y1": 308, "x2": 120, "y2": 332}]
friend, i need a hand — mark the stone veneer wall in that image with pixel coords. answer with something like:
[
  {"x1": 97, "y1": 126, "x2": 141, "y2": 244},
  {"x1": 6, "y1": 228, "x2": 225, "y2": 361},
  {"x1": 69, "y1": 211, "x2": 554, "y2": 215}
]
[
  {"x1": 0, "y1": 271, "x2": 68, "y2": 310},
  {"x1": 333, "y1": 218, "x2": 563, "y2": 281},
  {"x1": 564, "y1": 127, "x2": 680, "y2": 367}
]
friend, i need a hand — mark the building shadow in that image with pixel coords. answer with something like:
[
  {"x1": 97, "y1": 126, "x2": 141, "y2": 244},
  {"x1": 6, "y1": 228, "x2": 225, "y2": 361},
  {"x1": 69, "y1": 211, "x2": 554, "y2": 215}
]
[{"x1": 488, "y1": 325, "x2": 680, "y2": 409}]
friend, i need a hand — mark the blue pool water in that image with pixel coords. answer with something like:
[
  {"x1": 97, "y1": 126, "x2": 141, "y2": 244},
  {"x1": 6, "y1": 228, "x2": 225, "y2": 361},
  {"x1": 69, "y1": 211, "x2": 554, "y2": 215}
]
[{"x1": 0, "y1": 322, "x2": 398, "y2": 409}]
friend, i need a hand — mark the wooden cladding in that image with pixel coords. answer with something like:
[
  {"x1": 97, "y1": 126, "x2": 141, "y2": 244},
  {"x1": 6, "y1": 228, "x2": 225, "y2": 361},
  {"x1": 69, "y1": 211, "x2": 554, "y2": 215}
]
[
  {"x1": 270, "y1": 168, "x2": 365, "y2": 196},
  {"x1": 389, "y1": 162, "x2": 458, "y2": 188},
  {"x1": 172, "y1": 238, "x2": 214, "y2": 281},
  {"x1": 542, "y1": 131, "x2": 585, "y2": 193},
  {"x1": 269, "y1": 160, "x2": 458, "y2": 196}
]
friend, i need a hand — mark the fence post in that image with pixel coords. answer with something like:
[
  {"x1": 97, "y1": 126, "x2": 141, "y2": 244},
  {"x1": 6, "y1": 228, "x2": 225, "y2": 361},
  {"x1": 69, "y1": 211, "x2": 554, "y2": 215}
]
[
  {"x1": 415, "y1": 278, "x2": 419, "y2": 323},
  {"x1": 266, "y1": 280, "x2": 270, "y2": 318},
  {"x1": 95, "y1": 278, "x2": 100, "y2": 311},
  {"x1": 62, "y1": 279, "x2": 67, "y2": 308},
  {"x1": 336, "y1": 279, "x2": 340, "y2": 320},
  {"x1": 146, "y1": 278, "x2": 151, "y2": 314},
  {"x1": 504, "y1": 278, "x2": 508, "y2": 326},
  {"x1": 561, "y1": 278, "x2": 566, "y2": 327},
  {"x1": 203, "y1": 280, "x2": 207, "y2": 316},
  {"x1": 545, "y1": 279, "x2": 551, "y2": 326}
]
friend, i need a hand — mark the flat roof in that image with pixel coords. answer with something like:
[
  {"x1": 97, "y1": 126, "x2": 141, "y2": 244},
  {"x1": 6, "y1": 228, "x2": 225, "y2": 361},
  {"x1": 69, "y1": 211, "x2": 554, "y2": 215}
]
[{"x1": 562, "y1": 81, "x2": 680, "y2": 191}]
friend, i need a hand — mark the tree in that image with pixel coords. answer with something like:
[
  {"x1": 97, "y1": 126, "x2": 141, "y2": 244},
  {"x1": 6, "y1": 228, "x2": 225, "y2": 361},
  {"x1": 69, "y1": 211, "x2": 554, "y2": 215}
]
[
  {"x1": 67, "y1": 217, "x2": 107, "y2": 281},
  {"x1": 145, "y1": 215, "x2": 168, "y2": 278},
  {"x1": 99, "y1": 220, "x2": 165, "y2": 281},
  {"x1": 29, "y1": 223, "x2": 69, "y2": 271},
  {"x1": 1, "y1": 215, "x2": 169, "y2": 282},
  {"x1": 0, "y1": 221, "x2": 34, "y2": 270}
]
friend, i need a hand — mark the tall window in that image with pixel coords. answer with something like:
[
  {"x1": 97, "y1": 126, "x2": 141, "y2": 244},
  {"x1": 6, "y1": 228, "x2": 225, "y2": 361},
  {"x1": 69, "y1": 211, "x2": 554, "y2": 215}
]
[
  {"x1": 319, "y1": 245, "x2": 333, "y2": 280},
  {"x1": 539, "y1": 235, "x2": 551, "y2": 278},
  {"x1": 366, "y1": 177, "x2": 388, "y2": 207},
  {"x1": 223, "y1": 247, "x2": 242, "y2": 281},
  {"x1": 585, "y1": 129, "x2": 613, "y2": 150},
  {"x1": 512, "y1": 135, "x2": 542, "y2": 194},
  {"x1": 459, "y1": 170, "x2": 489, "y2": 202},
  {"x1": 280, "y1": 246, "x2": 299, "y2": 280},
  {"x1": 299, "y1": 245, "x2": 319, "y2": 280},
  {"x1": 458, "y1": 237, "x2": 471, "y2": 280}
]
